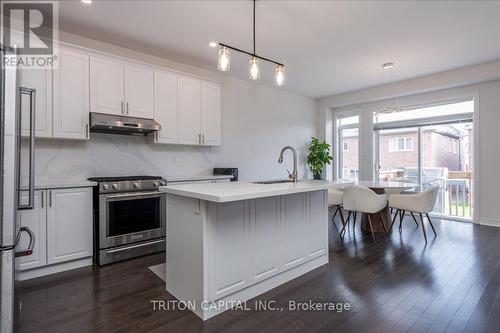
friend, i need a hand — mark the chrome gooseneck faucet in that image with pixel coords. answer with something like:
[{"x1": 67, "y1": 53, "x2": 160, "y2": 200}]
[{"x1": 278, "y1": 145, "x2": 298, "y2": 183}]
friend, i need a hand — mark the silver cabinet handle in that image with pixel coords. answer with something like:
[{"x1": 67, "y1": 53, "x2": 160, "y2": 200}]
[
  {"x1": 49, "y1": 190, "x2": 52, "y2": 207},
  {"x1": 121, "y1": 101, "x2": 124, "y2": 114},
  {"x1": 198, "y1": 133, "x2": 201, "y2": 144},
  {"x1": 41, "y1": 191, "x2": 44, "y2": 208},
  {"x1": 18, "y1": 87, "x2": 36, "y2": 210},
  {"x1": 85, "y1": 123, "x2": 89, "y2": 139},
  {"x1": 15, "y1": 227, "x2": 35, "y2": 257},
  {"x1": 126, "y1": 102, "x2": 129, "y2": 115},
  {"x1": 202, "y1": 134, "x2": 205, "y2": 144}
]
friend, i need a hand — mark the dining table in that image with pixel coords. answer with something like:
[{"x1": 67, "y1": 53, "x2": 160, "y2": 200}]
[{"x1": 328, "y1": 180, "x2": 418, "y2": 234}]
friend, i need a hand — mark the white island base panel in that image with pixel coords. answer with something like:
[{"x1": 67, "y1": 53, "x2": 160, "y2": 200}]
[{"x1": 165, "y1": 190, "x2": 329, "y2": 320}]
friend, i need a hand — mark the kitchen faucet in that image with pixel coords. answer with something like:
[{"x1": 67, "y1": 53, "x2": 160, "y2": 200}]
[{"x1": 278, "y1": 145, "x2": 298, "y2": 183}]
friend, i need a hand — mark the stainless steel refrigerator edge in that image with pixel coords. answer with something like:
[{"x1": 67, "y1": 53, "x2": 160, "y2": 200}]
[{"x1": 1, "y1": 46, "x2": 36, "y2": 333}]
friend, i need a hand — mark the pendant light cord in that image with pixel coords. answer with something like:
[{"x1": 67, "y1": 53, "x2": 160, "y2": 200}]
[{"x1": 253, "y1": 0, "x2": 256, "y2": 55}]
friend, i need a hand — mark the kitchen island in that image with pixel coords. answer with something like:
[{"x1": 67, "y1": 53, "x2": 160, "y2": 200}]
[{"x1": 160, "y1": 180, "x2": 331, "y2": 320}]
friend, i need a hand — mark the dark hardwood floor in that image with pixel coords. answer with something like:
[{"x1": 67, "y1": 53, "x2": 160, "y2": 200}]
[{"x1": 18, "y1": 215, "x2": 500, "y2": 333}]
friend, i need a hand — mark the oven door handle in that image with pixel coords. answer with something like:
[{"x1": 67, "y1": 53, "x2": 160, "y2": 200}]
[{"x1": 104, "y1": 191, "x2": 165, "y2": 200}]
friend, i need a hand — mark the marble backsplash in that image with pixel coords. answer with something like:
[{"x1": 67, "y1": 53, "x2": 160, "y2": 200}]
[{"x1": 27, "y1": 133, "x2": 217, "y2": 185}]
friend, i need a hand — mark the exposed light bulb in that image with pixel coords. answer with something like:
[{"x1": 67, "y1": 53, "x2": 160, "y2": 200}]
[
  {"x1": 81, "y1": 0, "x2": 92, "y2": 4},
  {"x1": 249, "y1": 57, "x2": 260, "y2": 80},
  {"x1": 218, "y1": 46, "x2": 230, "y2": 72},
  {"x1": 209, "y1": 41, "x2": 217, "y2": 48},
  {"x1": 275, "y1": 65, "x2": 285, "y2": 86}
]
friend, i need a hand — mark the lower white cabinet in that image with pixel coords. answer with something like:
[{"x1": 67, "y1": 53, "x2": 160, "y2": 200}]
[
  {"x1": 17, "y1": 191, "x2": 47, "y2": 270},
  {"x1": 47, "y1": 188, "x2": 93, "y2": 264},
  {"x1": 205, "y1": 190, "x2": 328, "y2": 301},
  {"x1": 16, "y1": 187, "x2": 93, "y2": 272}
]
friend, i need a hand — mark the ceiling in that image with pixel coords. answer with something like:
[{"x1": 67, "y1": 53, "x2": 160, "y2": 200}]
[{"x1": 59, "y1": 0, "x2": 500, "y2": 98}]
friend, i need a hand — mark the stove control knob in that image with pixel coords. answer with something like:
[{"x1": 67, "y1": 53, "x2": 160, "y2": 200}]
[
  {"x1": 103, "y1": 184, "x2": 110, "y2": 190},
  {"x1": 111, "y1": 183, "x2": 119, "y2": 190},
  {"x1": 134, "y1": 182, "x2": 141, "y2": 189},
  {"x1": 159, "y1": 180, "x2": 167, "y2": 186},
  {"x1": 153, "y1": 181, "x2": 159, "y2": 187}
]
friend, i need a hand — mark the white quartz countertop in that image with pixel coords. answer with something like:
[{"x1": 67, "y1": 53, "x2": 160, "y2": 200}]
[
  {"x1": 165, "y1": 175, "x2": 233, "y2": 182},
  {"x1": 160, "y1": 180, "x2": 332, "y2": 203},
  {"x1": 21, "y1": 180, "x2": 97, "y2": 190}
]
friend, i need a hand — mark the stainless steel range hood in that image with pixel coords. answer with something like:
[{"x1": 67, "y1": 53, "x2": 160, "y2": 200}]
[{"x1": 89, "y1": 113, "x2": 161, "y2": 136}]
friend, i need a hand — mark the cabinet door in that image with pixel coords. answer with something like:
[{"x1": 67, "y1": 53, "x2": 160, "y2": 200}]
[
  {"x1": 17, "y1": 190, "x2": 47, "y2": 270},
  {"x1": 154, "y1": 70, "x2": 178, "y2": 143},
  {"x1": 250, "y1": 197, "x2": 281, "y2": 283},
  {"x1": 208, "y1": 201, "x2": 249, "y2": 300},
  {"x1": 47, "y1": 188, "x2": 92, "y2": 264},
  {"x1": 90, "y1": 56, "x2": 124, "y2": 115},
  {"x1": 178, "y1": 75, "x2": 201, "y2": 145},
  {"x1": 19, "y1": 68, "x2": 52, "y2": 138},
  {"x1": 281, "y1": 193, "x2": 306, "y2": 269},
  {"x1": 306, "y1": 191, "x2": 327, "y2": 259},
  {"x1": 53, "y1": 48, "x2": 90, "y2": 140},
  {"x1": 200, "y1": 81, "x2": 221, "y2": 145},
  {"x1": 124, "y1": 64, "x2": 154, "y2": 118}
]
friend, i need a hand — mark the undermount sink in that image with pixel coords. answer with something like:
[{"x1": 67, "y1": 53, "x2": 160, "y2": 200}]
[{"x1": 252, "y1": 179, "x2": 295, "y2": 184}]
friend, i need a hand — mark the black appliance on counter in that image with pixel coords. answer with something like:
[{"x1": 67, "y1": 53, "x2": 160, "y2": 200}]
[
  {"x1": 214, "y1": 168, "x2": 238, "y2": 181},
  {"x1": 88, "y1": 176, "x2": 167, "y2": 265}
]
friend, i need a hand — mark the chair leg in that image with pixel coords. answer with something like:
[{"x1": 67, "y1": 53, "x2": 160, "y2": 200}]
[
  {"x1": 367, "y1": 215, "x2": 376, "y2": 241},
  {"x1": 389, "y1": 209, "x2": 399, "y2": 234},
  {"x1": 426, "y1": 213, "x2": 437, "y2": 237},
  {"x1": 340, "y1": 211, "x2": 351, "y2": 239},
  {"x1": 410, "y1": 212, "x2": 419, "y2": 226},
  {"x1": 352, "y1": 211, "x2": 357, "y2": 230},
  {"x1": 353, "y1": 212, "x2": 357, "y2": 224},
  {"x1": 331, "y1": 206, "x2": 339, "y2": 223},
  {"x1": 377, "y1": 212, "x2": 388, "y2": 235},
  {"x1": 419, "y1": 213, "x2": 428, "y2": 243},
  {"x1": 399, "y1": 210, "x2": 406, "y2": 232}
]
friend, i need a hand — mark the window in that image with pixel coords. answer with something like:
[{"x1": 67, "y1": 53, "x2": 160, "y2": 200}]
[
  {"x1": 389, "y1": 137, "x2": 413, "y2": 152},
  {"x1": 337, "y1": 114, "x2": 359, "y2": 180}
]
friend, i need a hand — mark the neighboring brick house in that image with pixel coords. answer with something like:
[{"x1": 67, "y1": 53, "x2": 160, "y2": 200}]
[{"x1": 342, "y1": 126, "x2": 467, "y2": 178}]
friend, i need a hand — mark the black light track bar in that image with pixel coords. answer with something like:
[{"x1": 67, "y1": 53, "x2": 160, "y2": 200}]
[{"x1": 218, "y1": 43, "x2": 284, "y2": 67}]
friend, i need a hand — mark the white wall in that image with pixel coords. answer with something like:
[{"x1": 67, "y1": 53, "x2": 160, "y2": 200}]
[
  {"x1": 33, "y1": 31, "x2": 317, "y2": 183},
  {"x1": 318, "y1": 61, "x2": 500, "y2": 227}
]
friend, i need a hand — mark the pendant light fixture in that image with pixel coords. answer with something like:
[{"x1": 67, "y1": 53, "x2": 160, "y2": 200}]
[{"x1": 216, "y1": 0, "x2": 285, "y2": 86}]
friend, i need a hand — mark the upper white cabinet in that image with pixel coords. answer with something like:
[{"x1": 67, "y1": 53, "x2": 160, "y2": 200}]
[
  {"x1": 90, "y1": 56, "x2": 124, "y2": 115},
  {"x1": 165, "y1": 74, "x2": 221, "y2": 146},
  {"x1": 90, "y1": 55, "x2": 154, "y2": 119},
  {"x1": 124, "y1": 65, "x2": 154, "y2": 118},
  {"x1": 154, "y1": 70, "x2": 178, "y2": 144},
  {"x1": 201, "y1": 81, "x2": 222, "y2": 145},
  {"x1": 53, "y1": 48, "x2": 90, "y2": 140},
  {"x1": 19, "y1": 67, "x2": 52, "y2": 138},
  {"x1": 47, "y1": 187, "x2": 93, "y2": 264},
  {"x1": 178, "y1": 75, "x2": 202, "y2": 145}
]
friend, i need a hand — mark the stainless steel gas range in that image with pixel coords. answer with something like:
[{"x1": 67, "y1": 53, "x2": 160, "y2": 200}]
[{"x1": 88, "y1": 176, "x2": 167, "y2": 265}]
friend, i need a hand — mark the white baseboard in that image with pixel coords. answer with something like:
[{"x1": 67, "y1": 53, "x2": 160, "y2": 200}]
[
  {"x1": 17, "y1": 257, "x2": 92, "y2": 281},
  {"x1": 477, "y1": 218, "x2": 500, "y2": 228}
]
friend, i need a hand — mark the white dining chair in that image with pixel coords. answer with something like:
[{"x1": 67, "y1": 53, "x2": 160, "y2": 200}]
[
  {"x1": 328, "y1": 189, "x2": 345, "y2": 227},
  {"x1": 388, "y1": 186, "x2": 439, "y2": 243},
  {"x1": 341, "y1": 185, "x2": 388, "y2": 241}
]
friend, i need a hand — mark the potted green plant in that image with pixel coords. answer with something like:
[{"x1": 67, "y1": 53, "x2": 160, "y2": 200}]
[{"x1": 307, "y1": 137, "x2": 333, "y2": 180}]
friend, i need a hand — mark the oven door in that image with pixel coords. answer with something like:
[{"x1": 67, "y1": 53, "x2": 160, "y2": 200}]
[{"x1": 99, "y1": 191, "x2": 166, "y2": 249}]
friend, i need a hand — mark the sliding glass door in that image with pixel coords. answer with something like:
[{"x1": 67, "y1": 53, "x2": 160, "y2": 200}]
[{"x1": 374, "y1": 100, "x2": 474, "y2": 220}]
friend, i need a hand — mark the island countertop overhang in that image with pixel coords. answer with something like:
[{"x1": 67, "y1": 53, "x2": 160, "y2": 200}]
[{"x1": 159, "y1": 180, "x2": 333, "y2": 203}]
